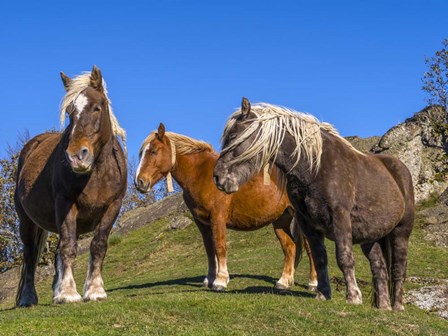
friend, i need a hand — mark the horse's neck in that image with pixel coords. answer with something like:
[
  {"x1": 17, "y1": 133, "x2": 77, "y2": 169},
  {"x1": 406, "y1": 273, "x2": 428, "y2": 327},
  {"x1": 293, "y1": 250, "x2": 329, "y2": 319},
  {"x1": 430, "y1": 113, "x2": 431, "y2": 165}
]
[
  {"x1": 171, "y1": 151, "x2": 215, "y2": 192},
  {"x1": 274, "y1": 132, "x2": 316, "y2": 188}
]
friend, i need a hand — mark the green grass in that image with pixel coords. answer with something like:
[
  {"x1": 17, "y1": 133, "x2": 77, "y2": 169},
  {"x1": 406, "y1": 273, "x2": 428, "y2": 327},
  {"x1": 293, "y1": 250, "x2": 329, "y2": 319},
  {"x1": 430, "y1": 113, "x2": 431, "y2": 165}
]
[{"x1": 1, "y1": 217, "x2": 447, "y2": 335}]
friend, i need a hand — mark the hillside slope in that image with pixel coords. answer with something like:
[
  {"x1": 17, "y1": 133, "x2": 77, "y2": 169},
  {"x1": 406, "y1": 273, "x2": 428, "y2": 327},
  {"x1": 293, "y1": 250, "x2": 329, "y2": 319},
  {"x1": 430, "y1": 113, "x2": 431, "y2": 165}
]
[{"x1": 1, "y1": 193, "x2": 447, "y2": 335}]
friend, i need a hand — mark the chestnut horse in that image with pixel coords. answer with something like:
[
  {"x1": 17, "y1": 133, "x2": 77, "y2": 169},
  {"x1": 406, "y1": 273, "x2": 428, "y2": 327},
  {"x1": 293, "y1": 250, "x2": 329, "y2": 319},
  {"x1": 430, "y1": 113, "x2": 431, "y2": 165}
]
[
  {"x1": 15, "y1": 66, "x2": 127, "y2": 306},
  {"x1": 214, "y1": 98, "x2": 414, "y2": 310},
  {"x1": 135, "y1": 123, "x2": 317, "y2": 291}
]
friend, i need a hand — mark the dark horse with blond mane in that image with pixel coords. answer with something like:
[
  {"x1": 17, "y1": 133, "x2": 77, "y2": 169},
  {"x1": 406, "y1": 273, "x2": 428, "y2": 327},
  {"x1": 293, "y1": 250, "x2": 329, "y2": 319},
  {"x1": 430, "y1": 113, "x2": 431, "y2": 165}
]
[
  {"x1": 15, "y1": 66, "x2": 127, "y2": 307},
  {"x1": 135, "y1": 123, "x2": 317, "y2": 291},
  {"x1": 214, "y1": 98, "x2": 414, "y2": 310}
]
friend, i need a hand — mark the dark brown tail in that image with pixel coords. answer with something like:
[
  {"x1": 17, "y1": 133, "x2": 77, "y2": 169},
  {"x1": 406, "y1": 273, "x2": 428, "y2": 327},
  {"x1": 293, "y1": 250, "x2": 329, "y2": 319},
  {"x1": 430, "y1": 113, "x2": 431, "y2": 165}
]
[
  {"x1": 292, "y1": 216, "x2": 304, "y2": 268},
  {"x1": 15, "y1": 227, "x2": 48, "y2": 307}
]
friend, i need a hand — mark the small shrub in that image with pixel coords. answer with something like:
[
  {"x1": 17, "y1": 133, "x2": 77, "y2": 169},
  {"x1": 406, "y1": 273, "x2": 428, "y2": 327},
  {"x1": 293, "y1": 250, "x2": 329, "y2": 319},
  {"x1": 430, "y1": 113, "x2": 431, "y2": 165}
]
[
  {"x1": 417, "y1": 192, "x2": 440, "y2": 210},
  {"x1": 108, "y1": 233, "x2": 123, "y2": 246}
]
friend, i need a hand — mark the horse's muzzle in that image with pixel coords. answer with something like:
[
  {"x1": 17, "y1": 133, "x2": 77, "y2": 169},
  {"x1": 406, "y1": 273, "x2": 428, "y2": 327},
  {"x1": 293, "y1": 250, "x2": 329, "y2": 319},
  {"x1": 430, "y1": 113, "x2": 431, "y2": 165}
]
[
  {"x1": 213, "y1": 174, "x2": 239, "y2": 194},
  {"x1": 66, "y1": 149, "x2": 93, "y2": 174},
  {"x1": 135, "y1": 178, "x2": 151, "y2": 193}
]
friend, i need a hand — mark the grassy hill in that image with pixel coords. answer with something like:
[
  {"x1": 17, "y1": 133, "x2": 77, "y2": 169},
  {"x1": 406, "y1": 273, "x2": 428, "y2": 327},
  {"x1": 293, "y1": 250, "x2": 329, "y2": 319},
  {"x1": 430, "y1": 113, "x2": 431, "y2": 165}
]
[{"x1": 0, "y1": 194, "x2": 447, "y2": 335}]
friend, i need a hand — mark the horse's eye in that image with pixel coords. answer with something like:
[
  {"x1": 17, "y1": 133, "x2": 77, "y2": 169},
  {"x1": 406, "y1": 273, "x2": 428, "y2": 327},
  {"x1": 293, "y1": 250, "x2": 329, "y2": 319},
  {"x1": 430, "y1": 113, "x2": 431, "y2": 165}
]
[
  {"x1": 94, "y1": 105, "x2": 102, "y2": 112},
  {"x1": 229, "y1": 133, "x2": 237, "y2": 140},
  {"x1": 150, "y1": 149, "x2": 157, "y2": 156}
]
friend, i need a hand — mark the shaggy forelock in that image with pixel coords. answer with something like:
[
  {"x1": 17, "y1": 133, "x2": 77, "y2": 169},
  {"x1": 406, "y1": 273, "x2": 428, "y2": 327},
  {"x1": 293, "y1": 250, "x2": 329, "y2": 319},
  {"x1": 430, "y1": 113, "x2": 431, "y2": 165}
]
[{"x1": 59, "y1": 72, "x2": 127, "y2": 152}]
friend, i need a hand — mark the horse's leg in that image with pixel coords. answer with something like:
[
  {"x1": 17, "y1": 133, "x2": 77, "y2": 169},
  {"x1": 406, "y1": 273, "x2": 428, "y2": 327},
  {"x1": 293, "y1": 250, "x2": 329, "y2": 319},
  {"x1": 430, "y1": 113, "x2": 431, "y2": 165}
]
[
  {"x1": 293, "y1": 215, "x2": 318, "y2": 290},
  {"x1": 333, "y1": 209, "x2": 362, "y2": 305},
  {"x1": 210, "y1": 214, "x2": 229, "y2": 291},
  {"x1": 194, "y1": 218, "x2": 217, "y2": 288},
  {"x1": 272, "y1": 210, "x2": 296, "y2": 290},
  {"x1": 299, "y1": 213, "x2": 331, "y2": 300},
  {"x1": 361, "y1": 242, "x2": 391, "y2": 310},
  {"x1": 15, "y1": 207, "x2": 47, "y2": 307},
  {"x1": 53, "y1": 202, "x2": 81, "y2": 304},
  {"x1": 83, "y1": 199, "x2": 121, "y2": 301},
  {"x1": 303, "y1": 237, "x2": 318, "y2": 290},
  {"x1": 389, "y1": 218, "x2": 413, "y2": 311}
]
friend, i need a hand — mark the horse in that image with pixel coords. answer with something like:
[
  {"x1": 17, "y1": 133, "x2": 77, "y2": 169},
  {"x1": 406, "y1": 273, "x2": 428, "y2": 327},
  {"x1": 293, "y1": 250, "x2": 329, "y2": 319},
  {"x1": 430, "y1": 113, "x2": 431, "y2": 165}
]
[
  {"x1": 213, "y1": 98, "x2": 414, "y2": 311},
  {"x1": 14, "y1": 66, "x2": 127, "y2": 307},
  {"x1": 134, "y1": 123, "x2": 317, "y2": 291}
]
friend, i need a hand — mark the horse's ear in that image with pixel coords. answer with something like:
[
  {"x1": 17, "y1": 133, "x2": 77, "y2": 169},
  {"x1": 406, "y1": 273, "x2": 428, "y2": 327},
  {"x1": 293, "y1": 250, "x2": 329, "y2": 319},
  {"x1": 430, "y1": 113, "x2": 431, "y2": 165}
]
[
  {"x1": 241, "y1": 97, "x2": 251, "y2": 118},
  {"x1": 60, "y1": 72, "x2": 71, "y2": 91},
  {"x1": 90, "y1": 65, "x2": 103, "y2": 90},
  {"x1": 157, "y1": 123, "x2": 166, "y2": 141}
]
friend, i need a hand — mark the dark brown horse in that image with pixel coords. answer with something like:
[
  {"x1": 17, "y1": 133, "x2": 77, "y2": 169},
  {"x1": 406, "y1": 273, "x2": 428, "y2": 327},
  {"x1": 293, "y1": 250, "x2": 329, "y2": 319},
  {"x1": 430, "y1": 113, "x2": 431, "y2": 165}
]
[
  {"x1": 214, "y1": 98, "x2": 414, "y2": 310},
  {"x1": 135, "y1": 124, "x2": 317, "y2": 291},
  {"x1": 15, "y1": 66, "x2": 127, "y2": 307}
]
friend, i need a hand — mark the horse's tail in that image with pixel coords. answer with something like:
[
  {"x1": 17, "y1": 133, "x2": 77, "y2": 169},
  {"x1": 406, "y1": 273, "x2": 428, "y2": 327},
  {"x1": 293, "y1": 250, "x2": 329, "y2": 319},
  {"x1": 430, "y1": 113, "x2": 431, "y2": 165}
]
[
  {"x1": 15, "y1": 227, "x2": 48, "y2": 307},
  {"x1": 292, "y1": 216, "x2": 304, "y2": 268}
]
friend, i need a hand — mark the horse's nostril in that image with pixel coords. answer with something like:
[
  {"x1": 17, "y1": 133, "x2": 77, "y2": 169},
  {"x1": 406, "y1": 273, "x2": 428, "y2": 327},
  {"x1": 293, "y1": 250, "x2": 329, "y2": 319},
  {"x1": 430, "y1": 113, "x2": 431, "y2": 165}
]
[
  {"x1": 138, "y1": 179, "x2": 144, "y2": 188},
  {"x1": 136, "y1": 178, "x2": 150, "y2": 192},
  {"x1": 78, "y1": 147, "x2": 89, "y2": 161}
]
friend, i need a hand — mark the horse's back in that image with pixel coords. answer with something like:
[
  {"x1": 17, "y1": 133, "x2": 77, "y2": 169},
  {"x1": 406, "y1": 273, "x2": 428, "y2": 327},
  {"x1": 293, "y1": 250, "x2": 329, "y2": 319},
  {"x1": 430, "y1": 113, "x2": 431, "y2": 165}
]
[
  {"x1": 16, "y1": 132, "x2": 62, "y2": 231},
  {"x1": 18, "y1": 132, "x2": 60, "y2": 172},
  {"x1": 374, "y1": 154, "x2": 414, "y2": 206}
]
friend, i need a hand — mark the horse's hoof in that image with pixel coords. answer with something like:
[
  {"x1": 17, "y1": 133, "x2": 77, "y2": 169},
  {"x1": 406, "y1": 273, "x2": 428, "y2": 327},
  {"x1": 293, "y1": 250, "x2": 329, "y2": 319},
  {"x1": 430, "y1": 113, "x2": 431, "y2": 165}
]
[
  {"x1": 53, "y1": 291, "x2": 82, "y2": 304},
  {"x1": 393, "y1": 303, "x2": 405, "y2": 312},
  {"x1": 84, "y1": 287, "x2": 107, "y2": 302},
  {"x1": 378, "y1": 304, "x2": 392, "y2": 311},
  {"x1": 274, "y1": 282, "x2": 290, "y2": 291},
  {"x1": 347, "y1": 289, "x2": 362, "y2": 305},
  {"x1": 17, "y1": 295, "x2": 38, "y2": 308},
  {"x1": 17, "y1": 301, "x2": 37, "y2": 308},
  {"x1": 307, "y1": 280, "x2": 318, "y2": 291},
  {"x1": 346, "y1": 294, "x2": 362, "y2": 305},
  {"x1": 212, "y1": 284, "x2": 226, "y2": 292},
  {"x1": 315, "y1": 292, "x2": 330, "y2": 301}
]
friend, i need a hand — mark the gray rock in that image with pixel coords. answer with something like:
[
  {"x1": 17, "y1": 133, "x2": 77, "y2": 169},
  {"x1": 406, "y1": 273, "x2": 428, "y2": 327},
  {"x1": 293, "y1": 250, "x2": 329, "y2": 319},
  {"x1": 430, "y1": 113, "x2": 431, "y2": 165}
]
[
  {"x1": 405, "y1": 280, "x2": 448, "y2": 320},
  {"x1": 167, "y1": 215, "x2": 193, "y2": 230},
  {"x1": 348, "y1": 106, "x2": 448, "y2": 202}
]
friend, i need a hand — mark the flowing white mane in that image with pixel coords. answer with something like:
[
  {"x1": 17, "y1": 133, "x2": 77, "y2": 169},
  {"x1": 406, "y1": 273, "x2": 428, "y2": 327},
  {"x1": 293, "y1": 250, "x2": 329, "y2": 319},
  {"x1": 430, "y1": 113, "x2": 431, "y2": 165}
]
[
  {"x1": 221, "y1": 103, "x2": 364, "y2": 174},
  {"x1": 59, "y1": 72, "x2": 127, "y2": 149}
]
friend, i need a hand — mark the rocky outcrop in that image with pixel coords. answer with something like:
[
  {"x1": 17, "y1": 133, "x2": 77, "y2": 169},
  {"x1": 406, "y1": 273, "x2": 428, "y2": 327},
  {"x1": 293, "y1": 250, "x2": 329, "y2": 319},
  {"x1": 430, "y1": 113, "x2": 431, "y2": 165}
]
[{"x1": 348, "y1": 106, "x2": 448, "y2": 202}]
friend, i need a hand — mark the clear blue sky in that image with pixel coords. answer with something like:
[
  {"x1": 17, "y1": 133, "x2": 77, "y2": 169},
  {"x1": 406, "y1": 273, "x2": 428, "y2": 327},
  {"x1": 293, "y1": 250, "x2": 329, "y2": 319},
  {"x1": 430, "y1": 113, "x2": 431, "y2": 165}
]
[{"x1": 1, "y1": 1, "x2": 447, "y2": 160}]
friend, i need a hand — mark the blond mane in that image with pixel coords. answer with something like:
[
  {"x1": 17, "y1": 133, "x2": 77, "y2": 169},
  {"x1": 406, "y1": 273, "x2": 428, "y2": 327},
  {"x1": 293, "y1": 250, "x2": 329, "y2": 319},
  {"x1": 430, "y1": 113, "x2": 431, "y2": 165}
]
[
  {"x1": 140, "y1": 131, "x2": 215, "y2": 157},
  {"x1": 221, "y1": 103, "x2": 364, "y2": 174},
  {"x1": 59, "y1": 72, "x2": 126, "y2": 150}
]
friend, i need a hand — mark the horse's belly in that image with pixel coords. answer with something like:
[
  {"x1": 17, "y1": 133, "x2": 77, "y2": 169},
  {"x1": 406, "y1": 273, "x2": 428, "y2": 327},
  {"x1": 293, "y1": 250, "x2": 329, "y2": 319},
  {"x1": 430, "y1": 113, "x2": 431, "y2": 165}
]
[{"x1": 350, "y1": 207, "x2": 403, "y2": 244}]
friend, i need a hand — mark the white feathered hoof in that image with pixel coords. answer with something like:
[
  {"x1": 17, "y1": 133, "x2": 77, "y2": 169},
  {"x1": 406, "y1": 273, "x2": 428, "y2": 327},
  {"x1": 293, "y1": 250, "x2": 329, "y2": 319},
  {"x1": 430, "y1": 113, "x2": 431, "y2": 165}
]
[
  {"x1": 84, "y1": 287, "x2": 107, "y2": 302},
  {"x1": 212, "y1": 284, "x2": 227, "y2": 292},
  {"x1": 212, "y1": 278, "x2": 227, "y2": 292},
  {"x1": 53, "y1": 290, "x2": 82, "y2": 304}
]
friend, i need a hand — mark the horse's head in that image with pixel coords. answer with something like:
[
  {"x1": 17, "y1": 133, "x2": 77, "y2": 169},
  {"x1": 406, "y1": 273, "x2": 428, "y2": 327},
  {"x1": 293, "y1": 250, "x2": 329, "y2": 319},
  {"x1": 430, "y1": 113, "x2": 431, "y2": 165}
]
[
  {"x1": 214, "y1": 97, "x2": 263, "y2": 193},
  {"x1": 135, "y1": 123, "x2": 174, "y2": 193},
  {"x1": 61, "y1": 66, "x2": 113, "y2": 174}
]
